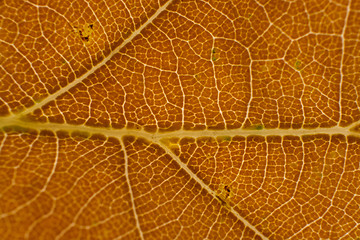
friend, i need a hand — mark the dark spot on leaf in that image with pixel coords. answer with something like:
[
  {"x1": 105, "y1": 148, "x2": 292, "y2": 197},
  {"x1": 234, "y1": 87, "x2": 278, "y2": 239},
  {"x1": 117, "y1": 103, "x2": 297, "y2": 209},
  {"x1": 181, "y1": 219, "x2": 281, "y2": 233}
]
[
  {"x1": 211, "y1": 48, "x2": 218, "y2": 61},
  {"x1": 216, "y1": 195, "x2": 227, "y2": 205},
  {"x1": 74, "y1": 24, "x2": 94, "y2": 43}
]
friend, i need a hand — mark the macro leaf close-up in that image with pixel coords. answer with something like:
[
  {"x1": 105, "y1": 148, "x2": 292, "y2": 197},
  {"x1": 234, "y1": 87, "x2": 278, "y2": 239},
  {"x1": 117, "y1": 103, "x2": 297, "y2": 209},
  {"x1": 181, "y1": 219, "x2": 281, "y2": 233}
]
[{"x1": 1, "y1": 0, "x2": 360, "y2": 239}]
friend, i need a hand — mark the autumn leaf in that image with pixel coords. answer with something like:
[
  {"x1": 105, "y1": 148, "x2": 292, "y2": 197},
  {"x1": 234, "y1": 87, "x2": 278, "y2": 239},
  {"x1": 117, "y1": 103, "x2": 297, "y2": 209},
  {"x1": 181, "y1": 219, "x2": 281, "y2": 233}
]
[{"x1": 0, "y1": 0, "x2": 360, "y2": 239}]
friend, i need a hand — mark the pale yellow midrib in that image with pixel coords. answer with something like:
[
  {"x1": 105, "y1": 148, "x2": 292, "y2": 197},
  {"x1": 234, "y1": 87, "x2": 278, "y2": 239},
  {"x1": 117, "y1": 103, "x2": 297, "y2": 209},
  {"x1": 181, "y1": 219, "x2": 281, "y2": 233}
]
[{"x1": 1, "y1": 115, "x2": 359, "y2": 140}]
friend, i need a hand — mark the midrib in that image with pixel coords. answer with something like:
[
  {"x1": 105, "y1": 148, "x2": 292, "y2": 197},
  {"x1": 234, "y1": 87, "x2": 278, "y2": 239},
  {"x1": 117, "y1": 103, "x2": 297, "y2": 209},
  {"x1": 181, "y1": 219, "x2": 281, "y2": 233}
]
[{"x1": 1, "y1": 116, "x2": 359, "y2": 140}]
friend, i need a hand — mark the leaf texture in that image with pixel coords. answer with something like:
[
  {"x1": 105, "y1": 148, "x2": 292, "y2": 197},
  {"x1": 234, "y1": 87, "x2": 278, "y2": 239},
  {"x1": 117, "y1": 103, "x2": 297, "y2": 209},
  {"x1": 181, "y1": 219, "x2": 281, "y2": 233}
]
[{"x1": 0, "y1": 0, "x2": 360, "y2": 239}]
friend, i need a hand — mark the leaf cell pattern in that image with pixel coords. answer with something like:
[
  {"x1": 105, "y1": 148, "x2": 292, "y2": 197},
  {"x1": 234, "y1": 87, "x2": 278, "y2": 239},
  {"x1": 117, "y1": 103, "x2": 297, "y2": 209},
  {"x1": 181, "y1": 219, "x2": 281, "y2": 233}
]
[{"x1": 0, "y1": 0, "x2": 360, "y2": 239}]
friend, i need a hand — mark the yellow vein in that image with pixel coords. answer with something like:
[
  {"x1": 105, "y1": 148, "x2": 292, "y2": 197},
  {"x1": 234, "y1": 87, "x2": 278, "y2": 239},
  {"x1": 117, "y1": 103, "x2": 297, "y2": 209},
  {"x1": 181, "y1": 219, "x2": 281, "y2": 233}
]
[
  {"x1": 19, "y1": 0, "x2": 175, "y2": 116},
  {"x1": 120, "y1": 138, "x2": 145, "y2": 240},
  {"x1": 155, "y1": 136, "x2": 269, "y2": 239}
]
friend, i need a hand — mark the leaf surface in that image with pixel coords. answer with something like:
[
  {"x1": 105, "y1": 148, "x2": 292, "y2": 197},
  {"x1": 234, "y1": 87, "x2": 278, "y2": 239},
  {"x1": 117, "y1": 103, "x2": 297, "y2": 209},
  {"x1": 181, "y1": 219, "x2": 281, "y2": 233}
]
[{"x1": 1, "y1": 0, "x2": 360, "y2": 239}]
